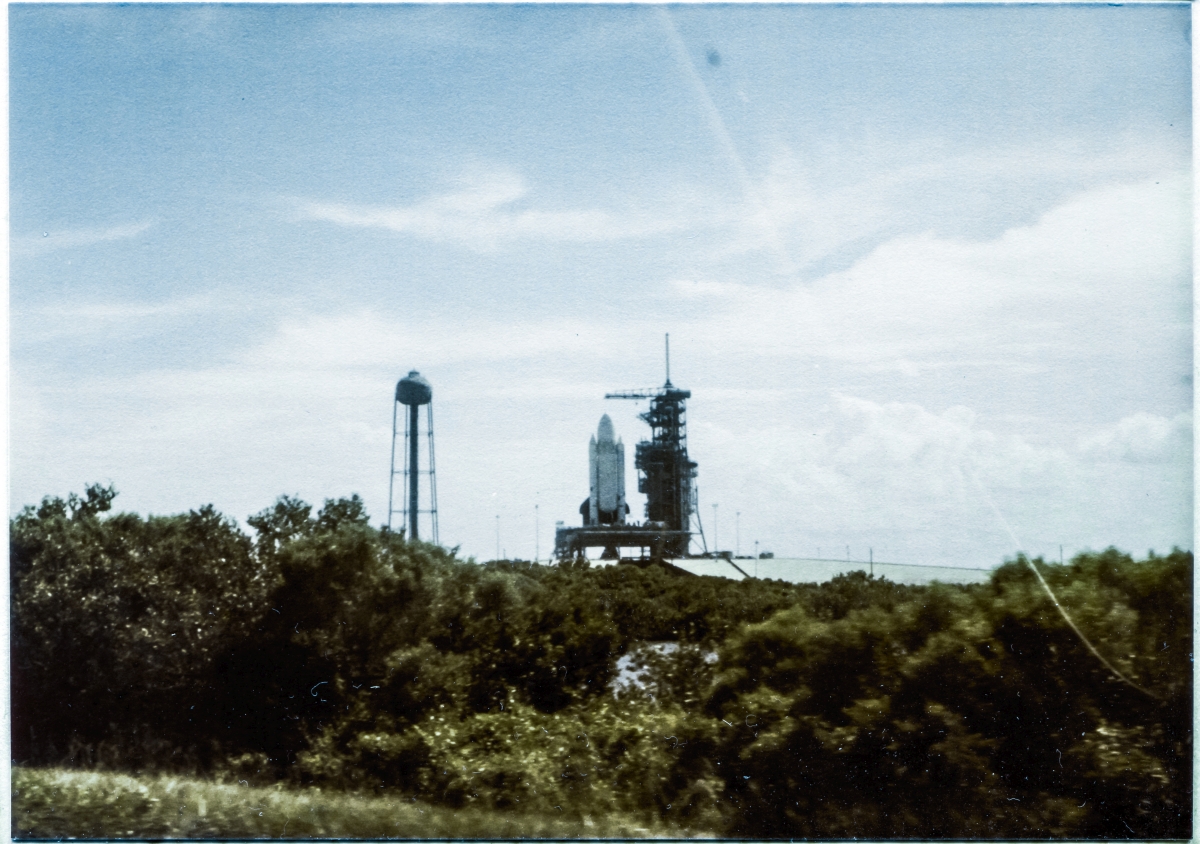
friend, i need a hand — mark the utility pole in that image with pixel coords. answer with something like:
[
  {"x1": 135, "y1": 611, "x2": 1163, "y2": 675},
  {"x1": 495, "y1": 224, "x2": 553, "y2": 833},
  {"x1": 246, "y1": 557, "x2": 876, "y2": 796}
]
[
  {"x1": 870, "y1": 547, "x2": 873, "y2": 577},
  {"x1": 712, "y1": 503, "x2": 718, "y2": 555},
  {"x1": 535, "y1": 503, "x2": 540, "y2": 563},
  {"x1": 736, "y1": 511, "x2": 741, "y2": 557},
  {"x1": 495, "y1": 514, "x2": 500, "y2": 561}
]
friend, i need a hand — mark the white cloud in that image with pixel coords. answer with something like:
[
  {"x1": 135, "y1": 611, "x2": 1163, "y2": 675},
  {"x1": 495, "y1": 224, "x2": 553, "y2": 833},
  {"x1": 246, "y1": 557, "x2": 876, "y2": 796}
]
[
  {"x1": 24, "y1": 296, "x2": 214, "y2": 322},
  {"x1": 1078, "y1": 412, "x2": 1193, "y2": 464},
  {"x1": 12, "y1": 296, "x2": 222, "y2": 347},
  {"x1": 242, "y1": 309, "x2": 649, "y2": 371},
  {"x1": 676, "y1": 172, "x2": 1191, "y2": 370},
  {"x1": 682, "y1": 392, "x2": 1080, "y2": 565},
  {"x1": 737, "y1": 395, "x2": 1067, "y2": 506},
  {"x1": 707, "y1": 139, "x2": 1189, "y2": 272},
  {"x1": 13, "y1": 221, "x2": 156, "y2": 257},
  {"x1": 297, "y1": 171, "x2": 685, "y2": 249}
]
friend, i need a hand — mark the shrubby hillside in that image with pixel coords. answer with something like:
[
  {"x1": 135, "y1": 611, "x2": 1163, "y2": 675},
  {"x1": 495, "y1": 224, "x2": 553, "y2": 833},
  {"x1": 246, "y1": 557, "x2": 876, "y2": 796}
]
[{"x1": 11, "y1": 485, "x2": 1192, "y2": 837}]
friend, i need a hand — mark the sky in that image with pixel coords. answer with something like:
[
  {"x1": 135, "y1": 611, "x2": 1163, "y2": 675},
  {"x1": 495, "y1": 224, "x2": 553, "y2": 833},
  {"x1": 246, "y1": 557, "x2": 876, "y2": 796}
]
[{"x1": 9, "y1": 3, "x2": 1193, "y2": 568}]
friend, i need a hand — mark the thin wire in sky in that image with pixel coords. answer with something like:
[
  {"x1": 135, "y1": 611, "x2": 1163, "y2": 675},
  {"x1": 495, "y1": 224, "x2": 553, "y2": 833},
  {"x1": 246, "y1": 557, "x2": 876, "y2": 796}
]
[
  {"x1": 966, "y1": 466, "x2": 1159, "y2": 701},
  {"x1": 656, "y1": 7, "x2": 795, "y2": 277}
]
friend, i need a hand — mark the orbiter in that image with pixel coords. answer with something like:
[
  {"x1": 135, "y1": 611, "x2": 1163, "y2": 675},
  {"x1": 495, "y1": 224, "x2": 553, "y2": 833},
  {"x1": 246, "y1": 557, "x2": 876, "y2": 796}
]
[{"x1": 580, "y1": 414, "x2": 629, "y2": 526}]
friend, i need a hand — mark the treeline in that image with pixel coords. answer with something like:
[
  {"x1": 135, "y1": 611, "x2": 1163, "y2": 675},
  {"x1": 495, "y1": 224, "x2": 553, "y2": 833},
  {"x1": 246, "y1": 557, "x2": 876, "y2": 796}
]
[{"x1": 10, "y1": 485, "x2": 1192, "y2": 837}]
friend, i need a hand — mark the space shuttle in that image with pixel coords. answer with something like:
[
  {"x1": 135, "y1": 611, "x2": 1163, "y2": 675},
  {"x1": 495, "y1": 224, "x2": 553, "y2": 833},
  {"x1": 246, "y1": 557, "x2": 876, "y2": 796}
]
[{"x1": 580, "y1": 414, "x2": 629, "y2": 526}]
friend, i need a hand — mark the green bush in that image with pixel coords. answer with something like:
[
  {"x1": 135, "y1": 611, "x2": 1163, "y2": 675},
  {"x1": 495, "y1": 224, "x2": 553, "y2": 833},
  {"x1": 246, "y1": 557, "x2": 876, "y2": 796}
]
[
  {"x1": 11, "y1": 486, "x2": 270, "y2": 768},
  {"x1": 705, "y1": 550, "x2": 1192, "y2": 838},
  {"x1": 10, "y1": 487, "x2": 1191, "y2": 839}
]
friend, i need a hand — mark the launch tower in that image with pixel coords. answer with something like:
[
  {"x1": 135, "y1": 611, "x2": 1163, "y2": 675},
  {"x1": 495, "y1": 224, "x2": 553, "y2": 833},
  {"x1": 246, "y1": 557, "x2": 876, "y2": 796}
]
[
  {"x1": 605, "y1": 344, "x2": 697, "y2": 557},
  {"x1": 554, "y1": 336, "x2": 698, "y2": 564}
]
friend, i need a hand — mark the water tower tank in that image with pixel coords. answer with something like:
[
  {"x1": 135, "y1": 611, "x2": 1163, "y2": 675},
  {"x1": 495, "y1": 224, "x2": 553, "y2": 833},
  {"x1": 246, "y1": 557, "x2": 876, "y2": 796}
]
[{"x1": 396, "y1": 371, "x2": 432, "y2": 406}]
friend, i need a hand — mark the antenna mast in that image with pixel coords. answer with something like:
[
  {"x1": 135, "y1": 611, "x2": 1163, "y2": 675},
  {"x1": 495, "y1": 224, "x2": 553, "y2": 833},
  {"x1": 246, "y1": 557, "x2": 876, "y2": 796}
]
[{"x1": 665, "y1": 333, "x2": 671, "y2": 386}]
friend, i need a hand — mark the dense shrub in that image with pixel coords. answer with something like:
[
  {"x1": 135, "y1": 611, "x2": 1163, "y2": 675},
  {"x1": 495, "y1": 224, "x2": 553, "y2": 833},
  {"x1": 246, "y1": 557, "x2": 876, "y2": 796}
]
[
  {"x1": 10, "y1": 487, "x2": 1192, "y2": 838},
  {"x1": 705, "y1": 550, "x2": 1192, "y2": 838},
  {"x1": 10, "y1": 485, "x2": 270, "y2": 768}
]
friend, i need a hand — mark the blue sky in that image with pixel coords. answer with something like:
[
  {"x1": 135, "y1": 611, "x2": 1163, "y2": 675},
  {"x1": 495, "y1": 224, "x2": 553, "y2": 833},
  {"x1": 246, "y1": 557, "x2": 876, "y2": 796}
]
[{"x1": 10, "y1": 3, "x2": 1192, "y2": 566}]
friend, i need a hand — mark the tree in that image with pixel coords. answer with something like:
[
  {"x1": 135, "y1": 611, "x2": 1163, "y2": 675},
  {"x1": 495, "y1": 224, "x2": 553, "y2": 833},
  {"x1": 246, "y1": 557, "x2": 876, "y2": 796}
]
[
  {"x1": 704, "y1": 552, "x2": 1193, "y2": 838},
  {"x1": 11, "y1": 487, "x2": 269, "y2": 768}
]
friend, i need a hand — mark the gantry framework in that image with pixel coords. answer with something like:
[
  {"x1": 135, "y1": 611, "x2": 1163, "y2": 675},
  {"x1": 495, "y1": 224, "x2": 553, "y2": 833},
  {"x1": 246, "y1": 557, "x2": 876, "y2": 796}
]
[{"x1": 555, "y1": 336, "x2": 699, "y2": 563}]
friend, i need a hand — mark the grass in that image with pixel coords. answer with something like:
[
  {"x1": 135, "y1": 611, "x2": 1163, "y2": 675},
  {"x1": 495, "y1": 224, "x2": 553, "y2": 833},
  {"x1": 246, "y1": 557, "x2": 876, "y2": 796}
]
[{"x1": 13, "y1": 767, "x2": 689, "y2": 839}]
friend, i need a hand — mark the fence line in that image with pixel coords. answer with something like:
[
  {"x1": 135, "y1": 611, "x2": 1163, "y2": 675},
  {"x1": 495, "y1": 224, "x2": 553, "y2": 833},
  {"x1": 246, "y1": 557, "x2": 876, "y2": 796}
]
[{"x1": 768, "y1": 557, "x2": 991, "y2": 573}]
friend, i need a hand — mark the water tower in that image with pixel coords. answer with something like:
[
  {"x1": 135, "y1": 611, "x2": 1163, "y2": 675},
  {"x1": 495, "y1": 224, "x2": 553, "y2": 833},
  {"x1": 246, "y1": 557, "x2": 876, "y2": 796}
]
[{"x1": 388, "y1": 370, "x2": 438, "y2": 542}]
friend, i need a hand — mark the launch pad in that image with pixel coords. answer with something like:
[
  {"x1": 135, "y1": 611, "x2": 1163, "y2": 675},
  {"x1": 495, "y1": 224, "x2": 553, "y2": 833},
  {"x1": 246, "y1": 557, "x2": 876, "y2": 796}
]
[
  {"x1": 555, "y1": 337, "x2": 701, "y2": 565},
  {"x1": 553, "y1": 526, "x2": 694, "y2": 564}
]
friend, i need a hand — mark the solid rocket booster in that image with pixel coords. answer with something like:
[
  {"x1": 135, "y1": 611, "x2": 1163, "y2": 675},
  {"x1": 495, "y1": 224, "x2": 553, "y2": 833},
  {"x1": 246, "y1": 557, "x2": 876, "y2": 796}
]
[{"x1": 587, "y1": 414, "x2": 627, "y2": 525}]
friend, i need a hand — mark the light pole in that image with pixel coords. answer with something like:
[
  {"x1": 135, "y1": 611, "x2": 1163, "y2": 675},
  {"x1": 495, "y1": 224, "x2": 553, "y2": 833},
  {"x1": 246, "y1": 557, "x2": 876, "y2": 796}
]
[
  {"x1": 754, "y1": 540, "x2": 759, "y2": 578},
  {"x1": 495, "y1": 514, "x2": 500, "y2": 561},
  {"x1": 712, "y1": 503, "x2": 718, "y2": 555},
  {"x1": 736, "y1": 511, "x2": 741, "y2": 557},
  {"x1": 535, "y1": 503, "x2": 540, "y2": 563}
]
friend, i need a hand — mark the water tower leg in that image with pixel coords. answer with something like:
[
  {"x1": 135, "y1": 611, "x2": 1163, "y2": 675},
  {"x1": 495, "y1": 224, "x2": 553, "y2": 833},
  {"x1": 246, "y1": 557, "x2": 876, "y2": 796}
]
[
  {"x1": 388, "y1": 400, "x2": 399, "y2": 532},
  {"x1": 426, "y1": 403, "x2": 438, "y2": 545},
  {"x1": 409, "y1": 402, "x2": 420, "y2": 541}
]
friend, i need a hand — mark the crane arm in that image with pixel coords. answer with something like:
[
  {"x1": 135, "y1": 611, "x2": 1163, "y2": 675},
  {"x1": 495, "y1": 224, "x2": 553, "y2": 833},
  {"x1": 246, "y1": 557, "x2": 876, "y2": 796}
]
[{"x1": 605, "y1": 389, "x2": 660, "y2": 400}]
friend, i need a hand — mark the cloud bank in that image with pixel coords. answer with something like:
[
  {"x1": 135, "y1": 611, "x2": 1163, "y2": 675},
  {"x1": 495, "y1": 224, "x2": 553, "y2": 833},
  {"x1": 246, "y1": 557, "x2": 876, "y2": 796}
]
[
  {"x1": 1079, "y1": 412, "x2": 1193, "y2": 464},
  {"x1": 297, "y1": 171, "x2": 685, "y2": 249},
  {"x1": 673, "y1": 172, "x2": 1191, "y2": 369}
]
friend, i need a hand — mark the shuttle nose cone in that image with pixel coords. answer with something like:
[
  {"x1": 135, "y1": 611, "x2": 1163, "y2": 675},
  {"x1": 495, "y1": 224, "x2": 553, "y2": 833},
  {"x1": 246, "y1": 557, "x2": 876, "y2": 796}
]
[{"x1": 597, "y1": 413, "x2": 615, "y2": 442}]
